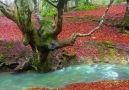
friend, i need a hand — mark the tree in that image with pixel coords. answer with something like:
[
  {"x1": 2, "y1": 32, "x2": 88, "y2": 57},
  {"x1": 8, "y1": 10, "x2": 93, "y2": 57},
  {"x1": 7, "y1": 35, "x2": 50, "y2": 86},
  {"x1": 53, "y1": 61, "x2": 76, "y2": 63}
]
[
  {"x1": 0, "y1": 0, "x2": 114, "y2": 72},
  {"x1": 64, "y1": 0, "x2": 68, "y2": 12},
  {"x1": 121, "y1": 0, "x2": 129, "y2": 32},
  {"x1": 86, "y1": 0, "x2": 89, "y2": 4},
  {"x1": 75, "y1": 0, "x2": 79, "y2": 6}
]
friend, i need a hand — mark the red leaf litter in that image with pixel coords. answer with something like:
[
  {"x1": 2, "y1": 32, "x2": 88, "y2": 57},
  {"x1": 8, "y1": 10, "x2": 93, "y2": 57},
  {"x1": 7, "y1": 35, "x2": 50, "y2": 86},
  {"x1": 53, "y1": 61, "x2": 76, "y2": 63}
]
[
  {"x1": 28, "y1": 80, "x2": 129, "y2": 90},
  {"x1": 59, "y1": 4, "x2": 129, "y2": 56},
  {"x1": 0, "y1": 4, "x2": 129, "y2": 57},
  {"x1": 65, "y1": 4, "x2": 126, "y2": 18},
  {"x1": 0, "y1": 17, "x2": 22, "y2": 41}
]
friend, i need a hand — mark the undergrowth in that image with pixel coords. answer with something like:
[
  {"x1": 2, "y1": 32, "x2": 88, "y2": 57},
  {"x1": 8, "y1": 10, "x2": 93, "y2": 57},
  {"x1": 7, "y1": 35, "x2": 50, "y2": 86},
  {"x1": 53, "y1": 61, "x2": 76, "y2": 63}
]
[{"x1": 76, "y1": 3, "x2": 97, "y2": 11}]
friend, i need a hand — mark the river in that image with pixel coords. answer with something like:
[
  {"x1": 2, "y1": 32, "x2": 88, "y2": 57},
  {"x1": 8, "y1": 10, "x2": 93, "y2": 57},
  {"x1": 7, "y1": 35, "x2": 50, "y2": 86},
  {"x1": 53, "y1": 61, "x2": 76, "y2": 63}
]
[{"x1": 0, "y1": 64, "x2": 129, "y2": 90}]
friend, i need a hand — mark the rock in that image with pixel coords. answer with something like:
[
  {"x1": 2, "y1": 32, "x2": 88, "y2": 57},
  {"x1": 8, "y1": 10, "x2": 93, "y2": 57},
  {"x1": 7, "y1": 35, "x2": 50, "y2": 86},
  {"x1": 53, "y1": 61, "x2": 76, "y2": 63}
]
[
  {"x1": 14, "y1": 58, "x2": 32, "y2": 73},
  {"x1": 77, "y1": 40, "x2": 129, "y2": 65},
  {"x1": 43, "y1": 49, "x2": 77, "y2": 72},
  {"x1": 8, "y1": 62, "x2": 19, "y2": 69}
]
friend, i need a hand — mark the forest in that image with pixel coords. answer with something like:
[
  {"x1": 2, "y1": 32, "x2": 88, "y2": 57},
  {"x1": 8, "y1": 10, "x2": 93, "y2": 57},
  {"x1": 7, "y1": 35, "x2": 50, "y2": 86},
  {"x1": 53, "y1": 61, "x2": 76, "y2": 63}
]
[{"x1": 0, "y1": 0, "x2": 129, "y2": 90}]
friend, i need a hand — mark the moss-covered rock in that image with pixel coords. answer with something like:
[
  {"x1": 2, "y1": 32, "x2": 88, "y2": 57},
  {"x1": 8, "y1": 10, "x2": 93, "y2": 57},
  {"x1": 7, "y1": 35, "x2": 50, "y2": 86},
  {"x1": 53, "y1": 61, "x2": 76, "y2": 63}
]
[
  {"x1": 78, "y1": 40, "x2": 129, "y2": 65},
  {"x1": 0, "y1": 41, "x2": 32, "y2": 72}
]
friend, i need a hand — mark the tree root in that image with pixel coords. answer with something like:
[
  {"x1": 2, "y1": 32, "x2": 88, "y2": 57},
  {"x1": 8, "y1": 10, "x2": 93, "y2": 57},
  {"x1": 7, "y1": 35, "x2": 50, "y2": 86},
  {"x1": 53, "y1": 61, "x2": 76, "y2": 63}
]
[{"x1": 13, "y1": 58, "x2": 32, "y2": 73}]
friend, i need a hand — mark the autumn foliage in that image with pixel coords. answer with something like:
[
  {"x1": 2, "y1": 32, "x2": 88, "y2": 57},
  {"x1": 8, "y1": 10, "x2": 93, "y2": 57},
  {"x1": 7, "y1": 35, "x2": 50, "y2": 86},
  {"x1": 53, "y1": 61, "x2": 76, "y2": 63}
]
[
  {"x1": 28, "y1": 80, "x2": 129, "y2": 90},
  {"x1": 0, "y1": 4, "x2": 129, "y2": 89}
]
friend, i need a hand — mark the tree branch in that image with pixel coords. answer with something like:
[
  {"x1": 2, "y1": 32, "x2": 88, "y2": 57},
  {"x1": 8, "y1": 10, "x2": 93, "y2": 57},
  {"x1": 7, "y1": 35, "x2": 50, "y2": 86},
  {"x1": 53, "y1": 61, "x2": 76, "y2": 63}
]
[
  {"x1": 52, "y1": 0, "x2": 65, "y2": 35},
  {"x1": 57, "y1": 0, "x2": 114, "y2": 48},
  {"x1": 0, "y1": 1, "x2": 16, "y2": 22},
  {"x1": 32, "y1": 0, "x2": 44, "y2": 24},
  {"x1": 45, "y1": 0, "x2": 57, "y2": 8},
  {"x1": 0, "y1": 1, "x2": 9, "y2": 7}
]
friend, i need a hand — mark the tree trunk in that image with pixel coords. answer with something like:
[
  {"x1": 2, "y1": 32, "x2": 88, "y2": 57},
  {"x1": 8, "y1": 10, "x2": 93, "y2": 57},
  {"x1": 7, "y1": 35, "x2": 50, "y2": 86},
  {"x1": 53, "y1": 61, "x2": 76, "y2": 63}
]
[
  {"x1": 32, "y1": 45, "x2": 76, "y2": 72},
  {"x1": 64, "y1": 0, "x2": 68, "y2": 12},
  {"x1": 31, "y1": 45, "x2": 49, "y2": 72},
  {"x1": 121, "y1": 0, "x2": 129, "y2": 31},
  {"x1": 86, "y1": 0, "x2": 89, "y2": 3},
  {"x1": 75, "y1": 0, "x2": 79, "y2": 7}
]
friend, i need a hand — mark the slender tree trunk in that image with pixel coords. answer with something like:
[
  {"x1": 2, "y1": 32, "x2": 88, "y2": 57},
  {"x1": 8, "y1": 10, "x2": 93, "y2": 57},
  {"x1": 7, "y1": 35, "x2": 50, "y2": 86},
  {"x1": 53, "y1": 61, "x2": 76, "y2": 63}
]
[
  {"x1": 64, "y1": 0, "x2": 68, "y2": 12},
  {"x1": 75, "y1": 0, "x2": 79, "y2": 7},
  {"x1": 86, "y1": 0, "x2": 89, "y2": 3}
]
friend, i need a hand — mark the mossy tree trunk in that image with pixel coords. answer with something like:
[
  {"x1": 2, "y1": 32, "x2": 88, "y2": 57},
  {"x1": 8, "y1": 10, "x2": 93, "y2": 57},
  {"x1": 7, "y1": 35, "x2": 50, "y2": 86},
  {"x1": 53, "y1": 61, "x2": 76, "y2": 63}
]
[
  {"x1": 0, "y1": 0, "x2": 65, "y2": 72},
  {"x1": 0, "y1": 0, "x2": 114, "y2": 72},
  {"x1": 121, "y1": 0, "x2": 129, "y2": 31}
]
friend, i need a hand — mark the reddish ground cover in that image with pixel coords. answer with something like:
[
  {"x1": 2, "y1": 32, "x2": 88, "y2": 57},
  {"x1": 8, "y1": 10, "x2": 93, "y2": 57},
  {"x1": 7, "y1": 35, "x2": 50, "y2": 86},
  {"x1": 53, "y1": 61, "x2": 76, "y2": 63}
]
[
  {"x1": 61, "y1": 80, "x2": 129, "y2": 90},
  {"x1": 0, "y1": 17, "x2": 22, "y2": 41},
  {"x1": 59, "y1": 4, "x2": 129, "y2": 56},
  {"x1": 0, "y1": 4, "x2": 129, "y2": 57},
  {"x1": 28, "y1": 80, "x2": 129, "y2": 90},
  {"x1": 65, "y1": 4, "x2": 126, "y2": 18}
]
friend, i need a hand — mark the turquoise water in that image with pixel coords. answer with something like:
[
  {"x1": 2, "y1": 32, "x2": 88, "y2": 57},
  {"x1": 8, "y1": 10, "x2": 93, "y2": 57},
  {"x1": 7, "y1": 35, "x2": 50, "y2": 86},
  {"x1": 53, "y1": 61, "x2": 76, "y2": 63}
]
[{"x1": 0, "y1": 64, "x2": 129, "y2": 90}]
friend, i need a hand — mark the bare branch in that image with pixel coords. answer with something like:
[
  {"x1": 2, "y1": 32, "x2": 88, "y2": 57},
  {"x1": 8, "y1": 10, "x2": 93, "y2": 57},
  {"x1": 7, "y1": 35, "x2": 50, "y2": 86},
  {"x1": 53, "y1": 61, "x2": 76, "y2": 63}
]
[
  {"x1": 33, "y1": 0, "x2": 43, "y2": 24},
  {"x1": 52, "y1": 0, "x2": 65, "y2": 35},
  {"x1": 45, "y1": 0, "x2": 57, "y2": 8},
  {"x1": 57, "y1": 0, "x2": 114, "y2": 48},
  {"x1": 0, "y1": 1, "x2": 9, "y2": 7}
]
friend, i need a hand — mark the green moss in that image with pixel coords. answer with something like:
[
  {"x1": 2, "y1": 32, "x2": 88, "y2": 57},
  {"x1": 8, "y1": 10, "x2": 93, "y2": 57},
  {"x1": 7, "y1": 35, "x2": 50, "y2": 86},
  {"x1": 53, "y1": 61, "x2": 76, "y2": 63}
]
[
  {"x1": 32, "y1": 50, "x2": 41, "y2": 71},
  {"x1": 0, "y1": 11, "x2": 4, "y2": 17},
  {"x1": 6, "y1": 42, "x2": 13, "y2": 49},
  {"x1": 108, "y1": 49, "x2": 117, "y2": 57},
  {"x1": 76, "y1": 4, "x2": 97, "y2": 11},
  {"x1": 95, "y1": 41, "x2": 117, "y2": 58},
  {"x1": 115, "y1": 0, "x2": 125, "y2": 4},
  {"x1": 43, "y1": 59, "x2": 52, "y2": 72},
  {"x1": 122, "y1": 17, "x2": 129, "y2": 27},
  {"x1": 103, "y1": 41, "x2": 115, "y2": 48},
  {"x1": 0, "y1": 54, "x2": 5, "y2": 63},
  {"x1": 123, "y1": 29, "x2": 129, "y2": 35}
]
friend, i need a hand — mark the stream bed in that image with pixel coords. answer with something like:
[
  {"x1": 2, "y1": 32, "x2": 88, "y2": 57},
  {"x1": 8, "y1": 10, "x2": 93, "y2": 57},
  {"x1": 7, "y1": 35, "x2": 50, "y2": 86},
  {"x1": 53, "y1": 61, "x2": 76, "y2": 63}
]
[{"x1": 0, "y1": 64, "x2": 129, "y2": 90}]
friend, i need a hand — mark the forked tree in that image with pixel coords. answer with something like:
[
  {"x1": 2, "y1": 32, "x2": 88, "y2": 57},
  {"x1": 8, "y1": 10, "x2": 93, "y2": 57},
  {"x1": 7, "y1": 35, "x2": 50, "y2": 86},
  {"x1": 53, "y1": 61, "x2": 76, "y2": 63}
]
[{"x1": 0, "y1": 0, "x2": 114, "y2": 72}]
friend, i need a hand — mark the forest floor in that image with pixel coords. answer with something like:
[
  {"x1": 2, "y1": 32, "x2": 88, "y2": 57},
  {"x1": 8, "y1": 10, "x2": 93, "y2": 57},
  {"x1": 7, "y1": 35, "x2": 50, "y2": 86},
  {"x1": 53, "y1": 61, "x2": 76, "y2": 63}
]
[
  {"x1": 28, "y1": 80, "x2": 129, "y2": 90},
  {"x1": 0, "y1": 4, "x2": 129, "y2": 90},
  {"x1": 0, "y1": 4, "x2": 128, "y2": 58},
  {"x1": 60, "y1": 4, "x2": 129, "y2": 56}
]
